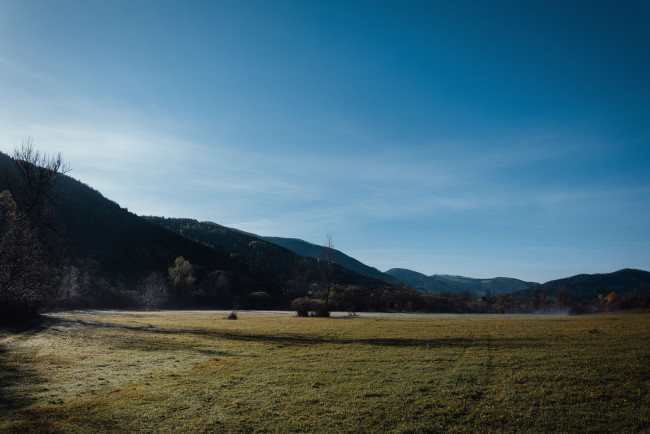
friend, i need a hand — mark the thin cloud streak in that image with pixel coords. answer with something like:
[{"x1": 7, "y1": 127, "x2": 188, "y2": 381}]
[
  {"x1": 2, "y1": 69, "x2": 620, "y2": 230},
  {"x1": 1, "y1": 101, "x2": 645, "y2": 235}
]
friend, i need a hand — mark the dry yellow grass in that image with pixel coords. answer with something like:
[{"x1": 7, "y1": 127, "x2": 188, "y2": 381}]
[{"x1": 1, "y1": 311, "x2": 648, "y2": 432}]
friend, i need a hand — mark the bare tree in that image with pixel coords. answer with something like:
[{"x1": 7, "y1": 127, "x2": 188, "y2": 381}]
[
  {"x1": 57, "y1": 264, "x2": 83, "y2": 307},
  {"x1": 321, "y1": 234, "x2": 335, "y2": 317},
  {"x1": 139, "y1": 272, "x2": 168, "y2": 310},
  {"x1": 0, "y1": 191, "x2": 52, "y2": 321},
  {"x1": 0, "y1": 141, "x2": 68, "y2": 322},
  {"x1": 3, "y1": 139, "x2": 69, "y2": 242},
  {"x1": 286, "y1": 257, "x2": 310, "y2": 299}
]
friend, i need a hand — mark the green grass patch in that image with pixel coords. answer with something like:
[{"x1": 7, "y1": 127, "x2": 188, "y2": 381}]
[{"x1": 1, "y1": 311, "x2": 648, "y2": 432}]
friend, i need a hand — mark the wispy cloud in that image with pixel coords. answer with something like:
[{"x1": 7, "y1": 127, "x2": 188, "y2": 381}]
[
  {"x1": 538, "y1": 185, "x2": 650, "y2": 207},
  {"x1": 2, "y1": 53, "x2": 608, "y2": 230}
]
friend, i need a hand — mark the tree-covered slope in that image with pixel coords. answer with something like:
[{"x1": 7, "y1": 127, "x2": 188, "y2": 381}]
[
  {"x1": 513, "y1": 268, "x2": 650, "y2": 302},
  {"x1": 0, "y1": 152, "x2": 261, "y2": 303},
  {"x1": 386, "y1": 268, "x2": 538, "y2": 295},
  {"x1": 145, "y1": 217, "x2": 388, "y2": 289},
  {"x1": 54, "y1": 175, "x2": 239, "y2": 278},
  {"x1": 260, "y1": 236, "x2": 395, "y2": 282}
]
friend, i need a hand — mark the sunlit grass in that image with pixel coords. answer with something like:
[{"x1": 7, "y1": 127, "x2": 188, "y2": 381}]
[{"x1": 1, "y1": 311, "x2": 648, "y2": 432}]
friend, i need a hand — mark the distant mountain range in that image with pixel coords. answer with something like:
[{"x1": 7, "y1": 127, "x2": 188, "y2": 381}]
[
  {"x1": 252, "y1": 239, "x2": 543, "y2": 296},
  {"x1": 511, "y1": 268, "x2": 650, "y2": 302},
  {"x1": 385, "y1": 268, "x2": 538, "y2": 295}
]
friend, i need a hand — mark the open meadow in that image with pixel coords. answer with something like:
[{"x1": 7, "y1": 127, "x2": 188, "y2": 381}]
[{"x1": 1, "y1": 311, "x2": 648, "y2": 432}]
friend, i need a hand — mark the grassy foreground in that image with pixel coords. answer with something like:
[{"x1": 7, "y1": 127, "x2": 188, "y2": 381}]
[{"x1": 1, "y1": 311, "x2": 648, "y2": 432}]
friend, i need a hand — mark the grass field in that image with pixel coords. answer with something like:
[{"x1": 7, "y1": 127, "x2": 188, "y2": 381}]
[{"x1": 1, "y1": 311, "x2": 648, "y2": 432}]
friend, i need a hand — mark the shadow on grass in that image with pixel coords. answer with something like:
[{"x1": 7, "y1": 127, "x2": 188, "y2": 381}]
[
  {"x1": 48, "y1": 316, "x2": 546, "y2": 351},
  {"x1": 48, "y1": 316, "x2": 241, "y2": 357},
  {"x1": 0, "y1": 319, "x2": 54, "y2": 431},
  {"x1": 167, "y1": 331, "x2": 545, "y2": 351},
  {"x1": 0, "y1": 345, "x2": 39, "y2": 411}
]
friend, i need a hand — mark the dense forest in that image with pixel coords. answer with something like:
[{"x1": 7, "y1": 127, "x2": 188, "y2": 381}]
[{"x1": 1, "y1": 146, "x2": 649, "y2": 323}]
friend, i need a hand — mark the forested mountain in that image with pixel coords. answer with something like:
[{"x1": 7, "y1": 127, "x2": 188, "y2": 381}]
[
  {"x1": 55, "y1": 175, "x2": 238, "y2": 278},
  {"x1": 259, "y1": 236, "x2": 395, "y2": 282},
  {"x1": 0, "y1": 151, "x2": 387, "y2": 310},
  {"x1": 513, "y1": 268, "x2": 650, "y2": 302},
  {"x1": 145, "y1": 217, "x2": 387, "y2": 291},
  {"x1": 0, "y1": 152, "x2": 253, "y2": 305},
  {"x1": 386, "y1": 268, "x2": 538, "y2": 295}
]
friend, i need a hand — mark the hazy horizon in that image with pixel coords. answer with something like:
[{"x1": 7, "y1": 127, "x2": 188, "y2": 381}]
[{"x1": 1, "y1": 1, "x2": 649, "y2": 283}]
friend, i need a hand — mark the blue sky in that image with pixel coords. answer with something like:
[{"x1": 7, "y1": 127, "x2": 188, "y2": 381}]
[{"x1": 1, "y1": 0, "x2": 649, "y2": 282}]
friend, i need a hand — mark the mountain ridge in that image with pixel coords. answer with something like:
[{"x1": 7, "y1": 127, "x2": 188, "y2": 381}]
[
  {"x1": 385, "y1": 267, "x2": 539, "y2": 295},
  {"x1": 258, "y1": 236, "x2": 396, "y2": 282},
  {"x1": 144, "y1": 217, "x2": 389, "y2": 289},
  {"x1": 512, "y1": 268, "x2": 650, "y2": 302}
]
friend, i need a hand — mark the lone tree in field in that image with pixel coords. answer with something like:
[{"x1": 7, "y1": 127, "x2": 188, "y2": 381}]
[
  {"x1": 0, "y1": 141, "x2": 69, "y2": 323},
  {"x1": 320, "y1": 234, "x2": 335, "y2": 317}
]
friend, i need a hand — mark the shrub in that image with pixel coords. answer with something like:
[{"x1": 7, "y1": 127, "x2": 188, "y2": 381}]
[
  {"x1": 291, "y1": 297, "x2": 329, "y2": 317},
  {"x1": 311, "y1": 299, "x2": 329, "y2": 317},
  {"x1": 292, "y1": 297, "x2": 312, "y2": 317}
]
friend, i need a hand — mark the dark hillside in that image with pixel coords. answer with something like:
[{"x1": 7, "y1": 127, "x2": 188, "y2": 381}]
[
  {"x1": 0, "y1": 152, "x2": 275, "y2": 308},
  {"x1": 514, "y1": 268, "x2": 650, "y2": 302},
  {"x1": 54, "y1": 176, "x2": 240, "y2": 278},
  {"x1": 260, "y1": 236, "x2": 394, "y2": 282},
  {"x1": 386, "y1": 268, "x2": 447, "y2": 291},
  {"x1": 1, "y1": 151, "x2": 390, "y2": 310},
  {"x1": 145, "y1": 217, "x2": 388, "y2": 289},
  {"x1": 0, "y1": 151, "x2": 247, "y2": 275}
]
